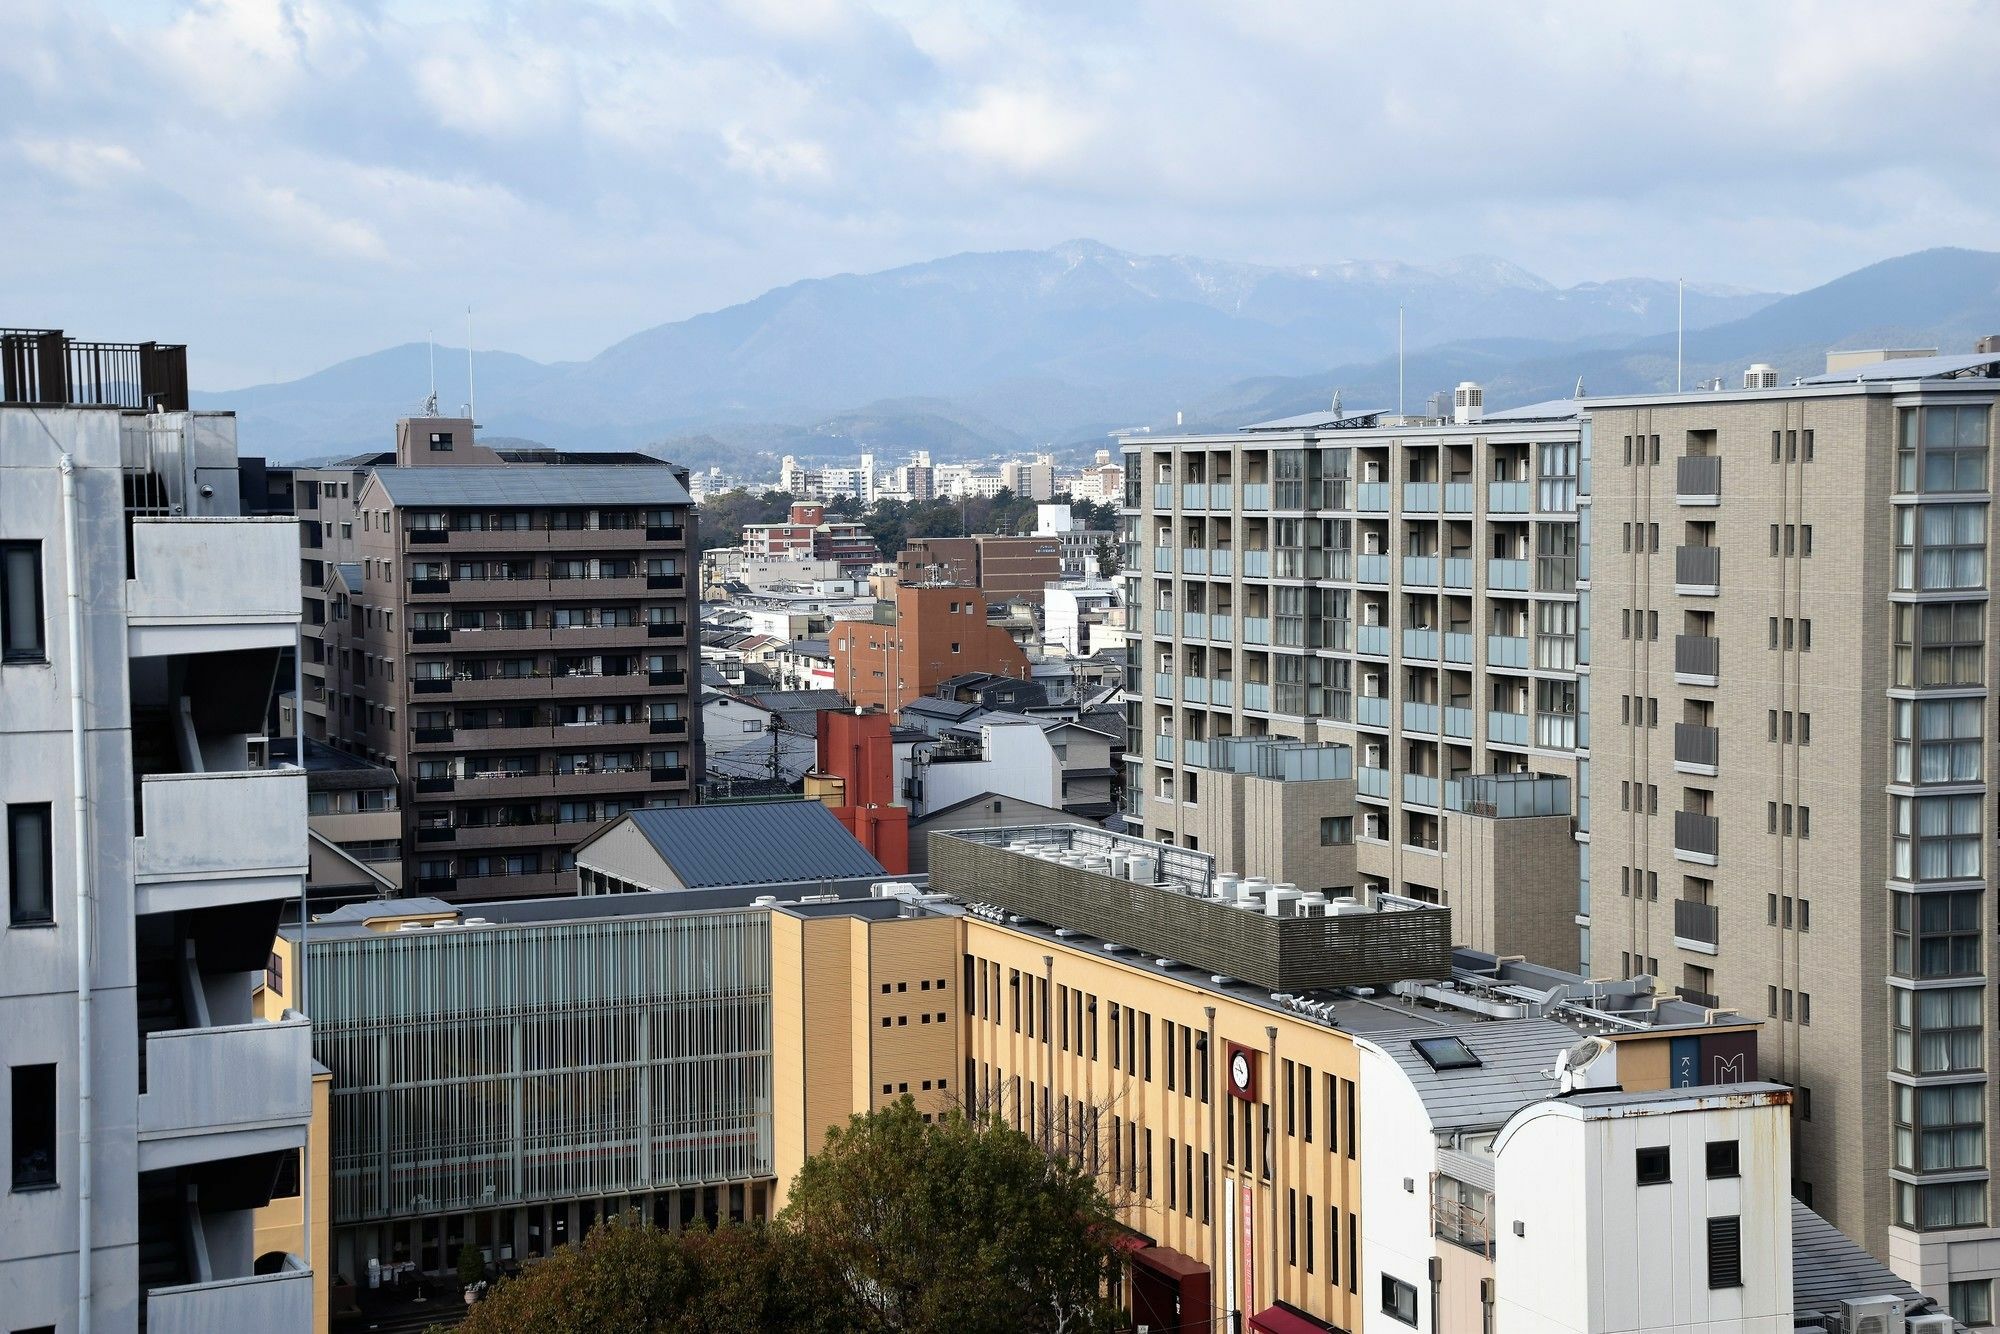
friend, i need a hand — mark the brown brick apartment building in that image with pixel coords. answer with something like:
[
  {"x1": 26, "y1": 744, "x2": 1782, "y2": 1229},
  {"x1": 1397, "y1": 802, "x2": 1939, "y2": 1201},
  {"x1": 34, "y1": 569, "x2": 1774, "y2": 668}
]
[
  {"x1": 322, "y1": 416, "x2": 700, "y2": 899},
  {"x1": 898, "y1": 533, "x2": 1063, "y2": 604},
  {"x1": 830, "y1": 581, "x2": 1032, "y2": 713}
]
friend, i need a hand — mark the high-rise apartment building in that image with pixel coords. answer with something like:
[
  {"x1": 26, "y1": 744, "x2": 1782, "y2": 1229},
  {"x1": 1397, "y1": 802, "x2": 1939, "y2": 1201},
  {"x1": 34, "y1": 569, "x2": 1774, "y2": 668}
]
[
  {"x1": 1122, "y1": 350, "x2": 2000, "y2": 1312},
  {"x1": 312, "y1": 416, "x2": 701, "y2": 901},
  {"x1": 1, "y1": 329, "x2": 316, "y2": 1330},
  {"x1": 1120, "y1": 398, "x2": 1586, "y2": 970}
]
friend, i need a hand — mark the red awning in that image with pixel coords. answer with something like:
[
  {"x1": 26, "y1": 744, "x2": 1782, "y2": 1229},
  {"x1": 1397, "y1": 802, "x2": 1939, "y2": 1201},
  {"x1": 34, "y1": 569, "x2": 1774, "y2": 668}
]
[
  {"x1": 1109, "y1": 1230, "x2": 1154, "y2": 1256},
  {"x1": 1248, "y1": 1302, "x2": 1342, "y2": 1334}
]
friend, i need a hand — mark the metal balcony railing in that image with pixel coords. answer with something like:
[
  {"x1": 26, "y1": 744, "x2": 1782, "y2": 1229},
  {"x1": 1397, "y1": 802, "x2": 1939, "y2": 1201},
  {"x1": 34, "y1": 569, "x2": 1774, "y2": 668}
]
[
  {"x1": 1674, "y1": 898, "x2": 1720, "y2": 947},
  {"x1": 1674, "y1": 810, "x2": 1720, "y2": 861},
  {"x1": 2, "y1": 328, "x2": 189, "y2": 410},
  {"x1": 1674, "y1": 723, "x2": 1719, "y2": 770},
  {"x1": 1675, "y1": 634, "x2": 1720, "y2": 681},
  {"x1": 1676, "y1": 545, "x2": 1721, "y2": 590},
  {"x1": 1677, "y1": 454, "x2": 1722, "y2": 504}
]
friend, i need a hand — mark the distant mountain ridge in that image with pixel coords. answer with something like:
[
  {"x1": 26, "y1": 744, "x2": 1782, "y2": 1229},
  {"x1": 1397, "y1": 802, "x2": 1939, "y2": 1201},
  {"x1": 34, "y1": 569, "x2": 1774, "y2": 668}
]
[{"x1": 195, "y1": 240, "x2": 1779, "y2": 460}]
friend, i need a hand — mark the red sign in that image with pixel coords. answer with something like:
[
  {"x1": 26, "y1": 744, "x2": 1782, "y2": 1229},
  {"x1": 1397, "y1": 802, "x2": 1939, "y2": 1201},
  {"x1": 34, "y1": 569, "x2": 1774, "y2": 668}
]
[
  {"x1": 1239, "y1": 1179, "x2": 1256, "y2": 1314},
  {"x1": 1227, "y1": 1042, "x2": 1259, "y2": 1101}
]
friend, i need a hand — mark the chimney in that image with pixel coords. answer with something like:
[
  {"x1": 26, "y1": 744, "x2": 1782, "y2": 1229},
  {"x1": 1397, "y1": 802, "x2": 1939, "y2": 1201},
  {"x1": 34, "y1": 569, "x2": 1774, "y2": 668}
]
[
  {"x1": 1452, "y1": 382, "x2": 1484, "y2": 425},
  {"x1": 1743, "y1": 364, "x2": 1779, "y2": 390}
]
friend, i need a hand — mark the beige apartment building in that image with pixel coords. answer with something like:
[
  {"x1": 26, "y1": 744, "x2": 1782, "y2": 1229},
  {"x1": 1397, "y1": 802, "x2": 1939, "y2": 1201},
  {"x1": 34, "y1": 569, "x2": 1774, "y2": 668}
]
[
  {"x1": 1121, "y1": 393, "x2": 1586, "y2": 972},
  {"x1": 318, "y1": 416, "x2": 701, "y2": 899},
  {"x1": 1122, "y1": 348, "x2": 2000, "y2": 1316}
]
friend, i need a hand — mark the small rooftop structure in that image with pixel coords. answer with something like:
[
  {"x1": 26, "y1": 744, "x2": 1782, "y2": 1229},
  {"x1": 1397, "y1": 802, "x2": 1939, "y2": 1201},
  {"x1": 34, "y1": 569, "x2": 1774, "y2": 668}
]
[
  {"x1": 367, "y1": 465, "x2": 693, "y2": 507},
  {"x1": 576, "y1": 800, "x2": 888, "y2": 893}
]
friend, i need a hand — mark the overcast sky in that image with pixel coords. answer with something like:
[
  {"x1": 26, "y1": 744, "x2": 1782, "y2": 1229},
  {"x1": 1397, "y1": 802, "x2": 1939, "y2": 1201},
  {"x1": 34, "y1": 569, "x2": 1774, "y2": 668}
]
[{"x1": 7, "y1": 0, "x2": 1999, "y2": 387}]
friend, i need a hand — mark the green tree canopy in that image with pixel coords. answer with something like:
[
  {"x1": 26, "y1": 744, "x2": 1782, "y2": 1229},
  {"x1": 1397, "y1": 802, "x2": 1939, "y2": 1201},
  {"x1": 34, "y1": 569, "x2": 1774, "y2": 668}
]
[{"x1": 452, "y1": 1100, "x2": 1125, "y2": 1334}]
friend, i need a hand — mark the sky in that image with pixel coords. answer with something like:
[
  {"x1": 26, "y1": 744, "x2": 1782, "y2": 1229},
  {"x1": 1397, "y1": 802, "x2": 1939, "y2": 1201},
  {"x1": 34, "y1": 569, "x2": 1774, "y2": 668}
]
[{"x1": 6, "y1": 0, "x2": 1999, "y2": 389}]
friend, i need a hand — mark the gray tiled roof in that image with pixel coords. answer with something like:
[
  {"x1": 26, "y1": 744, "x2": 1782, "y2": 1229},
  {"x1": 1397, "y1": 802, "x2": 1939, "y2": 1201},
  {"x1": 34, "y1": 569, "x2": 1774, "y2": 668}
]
[
  {"x1": 1791, "y1": 1199, "x2": 1946, "y2": 1323},
  {"x1": 619, "y1": 801, "x2": 886, "y2": 887},
  {"x1": 370, "y1": 466, "x2": 691, "y2": 507},
  {"x1": 1365, "y1": 1018, "x2": 1578, "y2": 1130}
]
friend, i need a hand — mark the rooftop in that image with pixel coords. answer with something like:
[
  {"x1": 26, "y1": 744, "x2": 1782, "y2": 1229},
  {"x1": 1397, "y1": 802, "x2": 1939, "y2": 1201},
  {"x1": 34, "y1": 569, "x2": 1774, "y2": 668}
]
[
  {"x1": 272, "y1": 738, "x2": 398, "y2": 792},
  {"x1": 579, "y1": 800, "x2": 888, "y2": 888},
  {"x1": 369, "y1": 465, "x2": 693, "y2": 508}
]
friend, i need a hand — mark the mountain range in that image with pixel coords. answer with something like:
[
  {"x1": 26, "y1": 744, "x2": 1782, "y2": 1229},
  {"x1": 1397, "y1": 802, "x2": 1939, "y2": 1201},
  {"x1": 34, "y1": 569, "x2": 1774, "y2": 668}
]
[{"x1": 195, "y1": 241, "x2": 2000, "y2": 467}]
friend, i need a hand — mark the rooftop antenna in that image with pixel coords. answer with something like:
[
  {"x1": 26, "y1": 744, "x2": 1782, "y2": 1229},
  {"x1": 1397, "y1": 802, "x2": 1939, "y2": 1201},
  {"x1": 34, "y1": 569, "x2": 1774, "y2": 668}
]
[
  {"x1": 424, "y1": 332, "x2": 438, "y2": 416},
  {"x1": 1398, "y1": 303, "x2": 1405, "y2": 417},
  {"x1": 465, "y1": 306, "x2": 476, "y2": 422},
  {"x1": 1676, "y1": 279, "x2": 1684, "y2": 393},
  {"x1": 1574, "y1": 375, "x2": 1585, "y2": 399}
]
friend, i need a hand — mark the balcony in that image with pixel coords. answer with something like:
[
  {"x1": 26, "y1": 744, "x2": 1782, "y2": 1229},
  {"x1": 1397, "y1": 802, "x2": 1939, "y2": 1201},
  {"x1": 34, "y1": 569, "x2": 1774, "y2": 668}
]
[
  {"x1": 1183, "y1": 676, "x2": 1208, "y2": 704},
  {"x1": 1182, "y1": 612, "x2": 1209, "y2": 640},
  {"x1": 1487, "y1": 710, "x2": 1529, "y2": 746},
  {"x1": 1209, "y1": 549, "x2": 1234, "y2": 577},
  {"x1": 1403, "y1": 773, "x2": 1440, "y2": 808},
  {"x1": 1402, "y1": 628, "x2": 1439, "y2": 661},
  {"x1": 1443, "y1": 706, "x2": 1475, "y2": 739},
  {"x1": 1674, "y1": 810, "x2": 1720, "y2": 865},
  {"x1": 1357, "y1": 553, "x2": 1390, "y2": 585},
  {"x1": 1357, "y1": 623, "x2": 1390, "y2": 656},
  {"x1": 1402, "y1": 555, "x2": 1439, "y2": 587},
  {"x1": 138, "y1": 1018, "x2": 311, "y2": 1171},
  {"x1": 126, "y1": 518, "x2": 298, "y2": 656},
  {"x1": 1242, "y1": 683, "x2": 1272, "y2": 712},
  {"x1": 1404, "y1": 482, "x2": 1439, "y2": 512},
  {"x1": 1356, "y1": 695, "x2": 1390, "y2": 728},
  {"x1": 1182, "y1": 548, "x2": 1209, "y2": 574},
  {"x1": 1241, "y1": 484, "x2": 1271, "y2": 510},
  {"x1": 1443, "y1": 631, "x2": 1474, "y2": 664},
  {"x1": 1356, "y1": 482, "x2": 1389, "y2": 512},
  {"x1": 1153, "y1": 608, "x2": 1175, "y2": 635},
  {"x1": 1209, "y1": 613, "x2": 1233, "y2": 641},
  {"x1": 1242, "y1": 617, "x2": 1271, "y2": 645},
  {"x1": 133, "y1": 769, "x2": 306, "y2": 916},
  {"x1": 1675, "y1": 545, "x2": 1721, "y2": 596},
  {"x1": 1677, "y1": 455, "x2": 1722, "y2": 506},
  {"x1": 1182, "y1": 483, "x2": 1208, "y2": 509},
  {"x1": 1443, "y1": 481, "x2": 1474, "y2": 513},
  {"x1": 1487, "y1": 634, "x2": 1528, "y2": 669},
  {"x1": 146, "y1": 1266, "x2": 314, "y2": 1334},
  {"x1": 1442, "y1": 556, "x2": 1474, "y2": 589},
  {"x1": 1674, "y1": 723, "x2": 1719, "y2": 775},
  {"x1": 1404, "y1": 701, "x2": 1439, "y2": 735},
  {"x1": 1242, "y1": 549, "x2": 1271, "y2": 577},
  {"x1": 1153, "y1": 548, "x2": 1174, "y2": 573},
  {"x1": 1674, "y1": 898, "x2": 1720, "y2": 953},
  {"x1": 1209, "y1": 678, "x2": 1234, "y2": 707},
  {"x1": 1487, "y1": 480, "x2": 1531, "y2": 513},
  {"x1": 1153, "y1": 483, "x2": 1174, "y2": 510},
  {"x1": 1154, "y1": 672, "x2": 1176, "y2": 699},
  {"x1": 1358, "y1": 766, "x2": 1390, "y2": 799},
  {"x1": 1487, "y1": 558, "x2": 1530, "y2": 591},
  {"x1": 1674, "y1": 634, "x2": 1720, "y2": 686},
  {"x1": 425, "y1": 574, "x2": 547, "y2": 599}
]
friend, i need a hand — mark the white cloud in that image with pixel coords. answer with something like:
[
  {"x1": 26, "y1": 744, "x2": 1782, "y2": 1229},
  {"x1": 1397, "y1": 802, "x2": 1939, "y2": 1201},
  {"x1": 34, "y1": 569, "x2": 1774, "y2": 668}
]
[{"x1": 1, "y1": 0, "x2": 1997, "y2": 384}]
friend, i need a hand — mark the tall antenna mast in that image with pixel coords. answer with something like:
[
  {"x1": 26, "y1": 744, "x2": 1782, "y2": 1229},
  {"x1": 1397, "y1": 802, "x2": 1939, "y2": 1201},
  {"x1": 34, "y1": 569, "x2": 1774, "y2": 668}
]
[
  {"x1": 1676, "y1": 279, "x2": 1684, "y2": 393},
  {"x1": 1398, "y1": 304, "x2": 1405, "y2": 417},
  {"x1": 425, "y1": 332, "x2": 438, "y2": 416},
  {"x1": 466, "y1": 306, "x2": 476, "y2": 422}
]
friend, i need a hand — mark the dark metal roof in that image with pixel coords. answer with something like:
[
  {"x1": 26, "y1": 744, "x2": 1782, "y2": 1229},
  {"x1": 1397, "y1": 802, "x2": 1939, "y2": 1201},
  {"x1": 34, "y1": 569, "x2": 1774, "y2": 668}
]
[
  {"x1": 1797, "y1": 353, "x2": 2000, "y2": 385},
  {"x1": 611, "y1": 801, "x2": 886, "y2": 887},
  {"x1": 273, "y1": 738, "x2": 398, "y2": 791},
  {"x1": 1240, "y1": 408, "x2": 1387, "y2": 432},
  {"x1": 369, "y1": 466, "x2": 692, "y2": 507},
  {"x1": 1365, "y1": 1018, "x2": 1581, "y2": 1130},
  {"x1": 1790, "y1": 1199, "x2": 1947, "y2": 1323}
]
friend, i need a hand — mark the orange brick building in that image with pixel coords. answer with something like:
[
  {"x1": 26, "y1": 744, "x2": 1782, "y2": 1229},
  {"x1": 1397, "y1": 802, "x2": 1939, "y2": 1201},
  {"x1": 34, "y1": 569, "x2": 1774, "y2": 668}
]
[{"x1": 830, "y1": 583, "x2": 1032, "y2": 714}]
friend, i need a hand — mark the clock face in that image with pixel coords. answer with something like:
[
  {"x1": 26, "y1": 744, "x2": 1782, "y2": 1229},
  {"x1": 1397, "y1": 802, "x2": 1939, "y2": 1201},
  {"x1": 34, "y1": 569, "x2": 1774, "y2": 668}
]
[{"x1": 1231, "y1": 1052, "x2": 1251, "y2": 1090}]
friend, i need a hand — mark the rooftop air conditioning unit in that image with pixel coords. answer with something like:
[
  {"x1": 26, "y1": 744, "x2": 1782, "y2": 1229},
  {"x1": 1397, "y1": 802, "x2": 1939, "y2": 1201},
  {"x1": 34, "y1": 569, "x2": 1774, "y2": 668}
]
[
  {"x1": 1838, "y1": 1297, "x2": 1904, "y2": 1334},
  {"x1": 1744, "y1": 363, "x2": 1779, "y2": 390},
  {"x1": 1907, "y1": 1314, "x2": 1955, "y2": 1334},
  {"x1": 1453, "y1": 382, "x2": 1485, "y2": 424}
]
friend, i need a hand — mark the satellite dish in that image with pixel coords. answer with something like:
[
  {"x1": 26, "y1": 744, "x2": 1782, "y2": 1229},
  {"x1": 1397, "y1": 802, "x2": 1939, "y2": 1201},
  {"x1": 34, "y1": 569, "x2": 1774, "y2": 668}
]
[{"x1": 1556, "y1": 1036, "x2": 1613, "y2": 1095}]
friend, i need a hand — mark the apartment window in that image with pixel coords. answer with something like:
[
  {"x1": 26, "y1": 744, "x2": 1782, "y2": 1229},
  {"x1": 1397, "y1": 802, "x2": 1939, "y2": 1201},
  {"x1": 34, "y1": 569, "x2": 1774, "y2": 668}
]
[
  {"x1": 1381, "y1": 1275, "x2": 1418, "y2": 1326},
  {"x1": 1892, "y1": 697, "x2": 1982, "y2": 784},
  {"x1": 1896, "y1": 601, "x2": 1986, "y2": 688},
  {"x1": 10, "y1": 1064, "x2": 56, "y2": 1191},
  {"x1": 1706, "y1": 1216, "x2": 1742, "y2": 1289},
  {"x1": 1705, "y1": 1140, "x2": 1739, "y2": 1179},
  {"x1": 1895, "y1": 503, "x2": 1987, "y2": 591},
  {"x1": 1894, "y1": 1082, "x2": 1985, "y2": 1173},
  {"x1": 1893, "y1": 890, "x2": 1981, "y2": 979},
  {"x1": 1899, "y1": 1180, "x2": 1987, "y2": 1230},
  {"x1": 1319, "y1": 816, "x2": 1351, "y2": 846},
  {"x1": 1951, "y1": 1280, "x2": 1994, "y2": 1327},
  {"x1": 1635, "y1": 1145, "x2": 1671, "y2": 1185},
  {"x1": 1892, "y1": 794, "x2": 1984, "y2": 881},
  {"x1": 1899, "y1": 405, "x2": 1990, "y2": 492},
  {"x1": 429, "y1": 431, "x2": 454, "y2": 451},
  {"x1": 7, "y1": 804, "x2": 54, "y2": 927},
  {"x1": 0, "y1": 542, "x2": 46, "y2": 663},
  {"x1": 1893, "y1": 986, "x2": 1984, "y2": 1074}
]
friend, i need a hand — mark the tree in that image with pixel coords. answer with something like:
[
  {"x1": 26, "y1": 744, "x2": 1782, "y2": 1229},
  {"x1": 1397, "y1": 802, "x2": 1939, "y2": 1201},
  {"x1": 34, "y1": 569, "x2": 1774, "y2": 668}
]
[
  {"x1": 455, "y1": 1240, "x2": 486, "y2": 1290},
  {"x1": 453, "y1": 1217, "x2": 826, "y2": 1334},
  {"x1": 449, "y1": 1101, "x2": 1126, "y2": 1334},
  {"x1": 782, "y1": 1100, "x2": 1125, "y2": 1334}
]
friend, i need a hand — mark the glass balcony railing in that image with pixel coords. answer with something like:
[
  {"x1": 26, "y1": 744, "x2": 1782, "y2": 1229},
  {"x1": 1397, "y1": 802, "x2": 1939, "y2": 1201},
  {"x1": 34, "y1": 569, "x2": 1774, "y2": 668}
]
[
  {"x1": 1404, "y1": 482, "x2": 1439, "y2": 511},
  {"x1": 1487, "y1": 634, "x2": 1529, "y2": 668},
  {"x1": 1403, "y1": 701, "x2": 1439, "y2": 734},
  {"x1": 1357, "y1": 624, "x2": 1390, "y2": 656},
  {"x1": 1402, "y1": 555, "x2": 1439, "y2": 587},
  {"x1": 1487, "y1": 710, "x2": 1530, "y2": 746},
  {"x1": 1403, "y1": 628, "x2": 1439, "y2": 661},
  {"x1": 1488, "y1": 480, "x2": 1531, "y2": 513},
  {"x1": 1357, "y1": 553, "x2": 1389, "y2": 584},
  {"x1": 1443, "y1": 631, "x2": 1474, "y2": 664},
  {"x1": 1487, "y1": 558, "x2": 1530, "y2": 591},
  {"x1": 1356, "y1": 695, "x2": 1390, "y2": 728}
]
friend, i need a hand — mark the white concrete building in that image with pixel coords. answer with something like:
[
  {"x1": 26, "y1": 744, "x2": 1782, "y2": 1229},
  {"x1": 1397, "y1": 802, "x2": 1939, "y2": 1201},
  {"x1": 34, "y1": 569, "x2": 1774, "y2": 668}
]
[
  {"x1": 1, "y1": 331, "x2": 315, "y2": 1332},
  {"x1": 898, "y1": 719, "x2": 1062, "y2": 818},
  {"x1": 1042, "y1": 578, "x2": 1125, "y2": 657}
]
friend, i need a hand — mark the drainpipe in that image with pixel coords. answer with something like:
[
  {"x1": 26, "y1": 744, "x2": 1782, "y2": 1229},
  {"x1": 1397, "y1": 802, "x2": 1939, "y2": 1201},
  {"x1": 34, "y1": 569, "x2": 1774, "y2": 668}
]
[
  {"x1": 1264, "y1": 1025, "x2": 1278, "y2": 1317},
  {"x1": 1203, "y1": 1006, "x2": 1218, "y2": 1332},
  {"x1": 61, "y1": 454, "x2": 94, "y2": 1333},
  {"x1": 294, "y1": 627, "x2": 312, "y2": 1286},
  {"x1": 1428, "y1": 1255, "x2": 1442, "y2": 1334}
]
